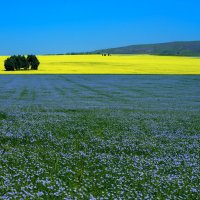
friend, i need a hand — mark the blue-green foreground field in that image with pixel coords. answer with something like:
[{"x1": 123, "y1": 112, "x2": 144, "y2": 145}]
[{"x1": 0, "y1": 75, "x2": 200, "y2": 199}]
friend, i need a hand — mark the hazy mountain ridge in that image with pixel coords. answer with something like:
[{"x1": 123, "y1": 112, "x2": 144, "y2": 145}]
[{"x1": 93, "y1": 41, "x2": 200, "y2": 56}]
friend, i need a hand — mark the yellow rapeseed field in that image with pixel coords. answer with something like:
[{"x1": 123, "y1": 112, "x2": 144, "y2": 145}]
[{"x1": 0, "y1": 55, "x2": 200, "y2": 74}]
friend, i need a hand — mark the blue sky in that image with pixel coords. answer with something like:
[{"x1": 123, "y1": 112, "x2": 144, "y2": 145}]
[{"x1": 0, "y1": 0, "x2": 200, "y2": 55}]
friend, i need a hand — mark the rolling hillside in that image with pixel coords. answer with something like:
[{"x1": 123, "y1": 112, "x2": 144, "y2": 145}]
[{"x1": 94, "y1": 41, "x2": 200, "y2": 56}]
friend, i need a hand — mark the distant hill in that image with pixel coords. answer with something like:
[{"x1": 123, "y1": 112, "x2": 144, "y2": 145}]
[{"x1": 93, "y1": 41, "x2": 200, "y2": 56}]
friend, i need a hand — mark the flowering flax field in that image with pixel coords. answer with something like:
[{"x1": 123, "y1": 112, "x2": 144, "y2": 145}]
[{"x1": 0, "y1": 75, "x2": 200, "y2": 199}]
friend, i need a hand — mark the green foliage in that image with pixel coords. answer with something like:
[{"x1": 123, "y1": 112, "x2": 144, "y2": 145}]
[
  {"x1": 27, "y1": 55, "x2": 40, "y2": 70},
  {"x1": 21, "y1": 56, "x2": 30, "y2": 70},
  {"x1": 0, "y1": 112, "x2": 7, "y2": 120},
  {"x1": 4, "y1": 55, "x2": 39, "y2": 71},
  {"x1": 4, "y1": 57, "x2": 16, "y2": 71}
]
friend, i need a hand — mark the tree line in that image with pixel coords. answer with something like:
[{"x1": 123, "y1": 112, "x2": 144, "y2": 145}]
[{"x1": 4, "y1": 55, "x2": 40, "y2": 71}]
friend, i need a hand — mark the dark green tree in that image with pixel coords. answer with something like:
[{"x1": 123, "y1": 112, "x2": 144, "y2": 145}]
[
  {"x1": 4, "y1": 57, "x2": 15, "y2": 71},
  {"x1": 27, "y1": 55, "x2": 40, "y2": 70},
  {"x1": 13, "y1": 55, "x2": 21, "y2": 70},
  {"x1": 21, "y1": 55, "x2": 29, "y2": 70},
  {"x1": 4, "y1": 55, "x2": 40, "y2": 71}
]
